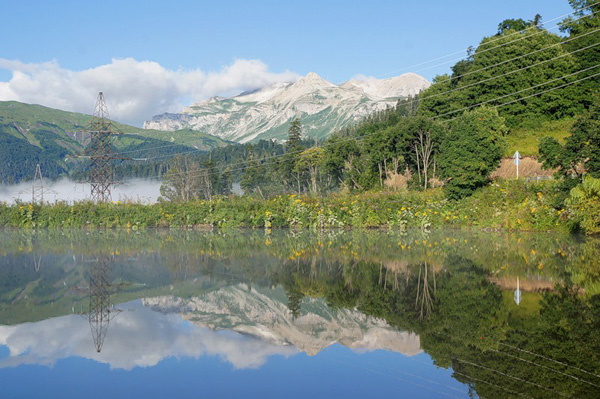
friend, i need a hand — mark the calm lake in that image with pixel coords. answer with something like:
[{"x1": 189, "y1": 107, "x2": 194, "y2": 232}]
[{"x1": 1, "y1": 229, "x2": 599, "y2": 399}]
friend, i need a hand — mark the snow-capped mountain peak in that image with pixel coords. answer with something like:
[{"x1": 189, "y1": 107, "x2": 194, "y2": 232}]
[
  {"x1": 291, "y1": 72, "x2": 336, "y2": 88},
  {"x1": 144, "y1": 72, "x2": 430, "y2": 143},
  {"x1": 142, "y1": 285, "x2": 422, "y2": 357}
]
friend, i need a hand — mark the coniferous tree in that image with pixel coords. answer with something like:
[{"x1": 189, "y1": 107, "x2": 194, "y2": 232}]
[{"x1": 282, "y1": 118, "x2": 305, "y2": 193}]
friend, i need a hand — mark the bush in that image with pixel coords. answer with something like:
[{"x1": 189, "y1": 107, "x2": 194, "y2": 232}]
[{"x1": 566, "y1": 176, "x2": 600, "y2": 235}]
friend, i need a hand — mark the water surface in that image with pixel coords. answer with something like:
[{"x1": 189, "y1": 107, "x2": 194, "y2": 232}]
[{"x1": 1, "y1": 229, "x2": 599, "y2": 398}]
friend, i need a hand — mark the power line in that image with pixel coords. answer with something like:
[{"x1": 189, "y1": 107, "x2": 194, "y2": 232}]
[
  {"x1": 375, "y1": 1, "x2": 600, "y2": 79},
  {"x1": 452, "y1": 370, "x2": 534, "y2": 399},
  {"x1": 490, "y1": 348, "x2": 600, "y2": 389},
  {"x1": 409, "y1": 41, "x2": 600, "y2": 107},
  {"x1": 457, "y1": 358, "x2": 571, "y2": 397},
  {"x1": 423, "y1": 26, "x2": 600, "y2": 89},
  {"x1": 498, "y1": 342, "x2": 600, "y2": 380},
  {"x1": 435, "y1": 64, "x2": 600, "y2": 120},
  {"x1": 381, "y1": 11, "x2": 599, "y2": 80},
  {"x1": 132, "y1": 66, "x2": 600, "y2": 182},
  {"x1": 330, "y1": 358, "x2": 467, "y2": 399},
  {"x1": 121, "y1": 27, "x2": 599, "y2": 165},
  {"x1": 115, "y1": 10, "x2": 599, "y2": 160},
  {"x1": 344, "y1": 356, "x2": 471, "y2": 396},
  {"x1": 431, "y1": 330, "x2": 597, "y2": 397}
]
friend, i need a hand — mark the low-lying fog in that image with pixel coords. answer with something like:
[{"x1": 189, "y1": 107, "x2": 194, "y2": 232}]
[{"x1": 0, "y1": 179, "x2": 163, "y2": 205}]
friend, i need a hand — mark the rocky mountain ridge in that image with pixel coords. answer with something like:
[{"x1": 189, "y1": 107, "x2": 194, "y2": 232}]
[
  {"x1": 142, "y1": 285, "x2": 421, "y2": 357},
  {"x1": 144, "y1": 72, "x2": 430, "y2": 143}
]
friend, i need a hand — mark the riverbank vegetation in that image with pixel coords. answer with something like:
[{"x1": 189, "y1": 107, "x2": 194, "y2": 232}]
[{"x1": 0, "y1": 178, "x2": 594, "y2": 233}]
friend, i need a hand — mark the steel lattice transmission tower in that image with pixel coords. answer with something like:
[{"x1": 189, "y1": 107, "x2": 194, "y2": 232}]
[
  {"x1": 32, "y1": 164, "x2": 48, "y2": 204},
  {"x1": 86, "y1": 92, "x2": 121, "y2": 202},
  {"x1": 18, "y1": 164, "x2": 57, "y2": 204},
  {"x1": 87, "y1": 255, "x2": 119, "y2": 353}
]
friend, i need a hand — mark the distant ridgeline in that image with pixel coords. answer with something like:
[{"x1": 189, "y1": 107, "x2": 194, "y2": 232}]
[{"x1": 0, "y1": 101, "x2": 230, "y2": 184}]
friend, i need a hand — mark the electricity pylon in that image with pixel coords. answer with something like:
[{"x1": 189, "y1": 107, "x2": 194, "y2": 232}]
[
  {"x1": 86, "y1": 255, "x2": 121, "y2": 353},
  {"x1": 18, "y1": 164, "x2": 57, "y2": 204},
  {"x1": 82, "y1": 92, "x2": 146, "y2": 202},
  {"x1": 85, "y1": 92, "x2": 121, "y2": 202}
]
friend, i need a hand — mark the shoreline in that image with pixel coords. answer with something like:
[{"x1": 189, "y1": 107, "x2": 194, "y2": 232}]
[{"x1": 0, "y1": 180, "x2": 579, "y2": 234}]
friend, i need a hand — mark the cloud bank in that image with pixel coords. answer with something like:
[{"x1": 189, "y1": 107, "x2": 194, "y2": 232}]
[
  {"x1": 0, "y1": 58, "x2": 299, "y2": 126},
  {"x1": 0, "y1": 300, "x2": 298, "y2": 370},
  {"x1": 0, "y1": 178, "x2": 162, "y2": 205}
]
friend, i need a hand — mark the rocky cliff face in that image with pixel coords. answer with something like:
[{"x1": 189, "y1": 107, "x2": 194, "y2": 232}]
[
  {"x1": 142, "y1": 285, "x2": 421, "y2": 357},
  {"x1": 144, "y1": 72, "x2": 430, "y2": 143}
]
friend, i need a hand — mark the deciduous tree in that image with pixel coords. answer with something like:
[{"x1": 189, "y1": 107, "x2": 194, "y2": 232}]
[{"x1": 438, "y1": 107, "x2": 507, "y2": 199}]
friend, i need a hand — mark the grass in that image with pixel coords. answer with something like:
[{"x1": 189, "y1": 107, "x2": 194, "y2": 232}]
[{"x1": 505, "y1": 119, "x2": 574, "y2": 156}]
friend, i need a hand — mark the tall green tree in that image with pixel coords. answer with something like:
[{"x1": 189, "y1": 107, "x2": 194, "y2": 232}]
[
  {"x1": 438, "y1": 107, "x2": 507, "y2": 199},
  {"x1": 282, "y1": 118, "x2": 305, "y2": 193},
  {"x1": 323, "y1": 134, "x2": 371, "y2": 191},
  {"x1": 296, "y1": 147, "x2": 326, "y2": 195},
  {"x1": 405, "y1": 117, "x2": 445, "y2": 189},
  {"x1": 497, "y1": 18, "x2": 531, "y2": 35}
]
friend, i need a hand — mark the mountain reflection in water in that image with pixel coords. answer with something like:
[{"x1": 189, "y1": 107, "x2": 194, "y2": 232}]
[{"x1": 0, "y1": 229, "x2": 599, "y2": 399}]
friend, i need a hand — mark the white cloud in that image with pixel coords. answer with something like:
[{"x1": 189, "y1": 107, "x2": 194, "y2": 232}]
[
  {"x1": 0, "y1": 58, "x2": 299, "y2": 126},
  {"x1": 350, "y1": 74, "x2": 377, "y2": 82},
  {"x1": 0, "y1": 300, "x2": 298, "y2": 370}
]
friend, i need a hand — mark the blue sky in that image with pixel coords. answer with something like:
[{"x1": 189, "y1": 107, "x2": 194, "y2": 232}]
[{"x1": 0, "y1": 0, "x2": 574, "y2": 124}]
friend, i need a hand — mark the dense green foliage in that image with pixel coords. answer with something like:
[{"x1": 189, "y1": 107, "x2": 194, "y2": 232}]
[
  {"x1": 566, "y1": 176, "x2": 600, "y2": 234},
  {"x1": 559, "y1": 0, "x2": 600, "y2": 107},
  {"x1": 419, "y1": 8, "x2": 593, "y2": 127},
  {"x1": 438, "y1": 107, "x2": 507, "y2": 199},
  {"x1": 0, "y1": 179, "x2": 574, "y2": 233},
  {"x1": 539, "y1": 94, "x2": 600, "y2": 179},
  {"x1": 0, "y1": 126, "x2": 71, "y2": 183}
]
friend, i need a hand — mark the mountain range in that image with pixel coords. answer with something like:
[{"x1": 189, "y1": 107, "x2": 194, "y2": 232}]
[
  {"x1": 0, "y1": 101, "x2": 230, "y2": 183},
  {"x1": 144, "y1": 72, "x2": 430, "y2": 143},
  {"x1": 143, "y1": 285, "x2": 421, "y2": 357},
  {"x1": 0, "y1": 71, "x2": 429, "y2": 183}
]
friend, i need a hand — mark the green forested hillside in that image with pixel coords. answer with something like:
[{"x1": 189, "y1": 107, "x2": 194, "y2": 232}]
[
  {"x1": 418, "y1": 5, "x2": 598, "y2": 127},
  {"x1": 0, "y1": 101, "x2": 231, "y2": 183}
]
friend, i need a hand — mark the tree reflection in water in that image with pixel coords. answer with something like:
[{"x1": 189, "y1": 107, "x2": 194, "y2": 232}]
[{"x1": 0, "y1": 229, "x2": 599, "y2": 398}]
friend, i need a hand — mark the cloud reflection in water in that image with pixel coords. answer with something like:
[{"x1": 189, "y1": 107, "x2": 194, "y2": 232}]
[{"x1": 0, "y1": 300, "x2": 298, "y2": 370}]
